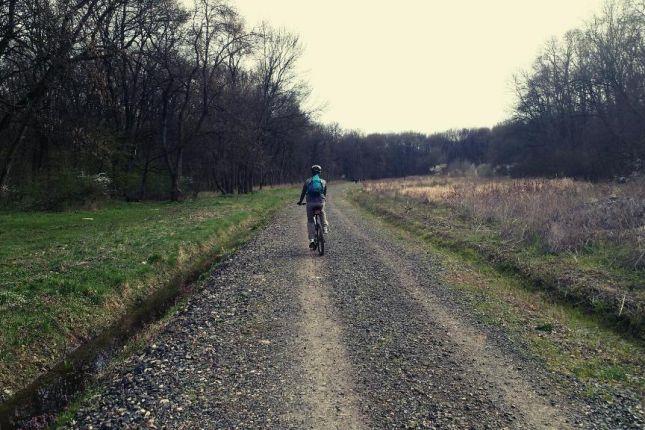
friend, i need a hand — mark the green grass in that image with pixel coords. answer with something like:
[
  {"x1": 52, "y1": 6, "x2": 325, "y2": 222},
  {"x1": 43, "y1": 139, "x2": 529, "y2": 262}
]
[
  {"x1": 350, "y1": 189, "x2": 644, "y2": 400},
  {"x1": 0, "y1": 189, "x2": 293, "y2": 395}
]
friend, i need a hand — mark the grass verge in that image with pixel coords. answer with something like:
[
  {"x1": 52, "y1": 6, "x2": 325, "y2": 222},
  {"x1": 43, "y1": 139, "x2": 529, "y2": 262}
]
[
  {"x1": 352, "y1": 188, "x2": 644, "y2": 334},
  {"x1": 52, "y1": 297, "x2": 189, "y2": 429},
  {"x1": 350, "y1": 189, "x2": 644, "y2": 402},
  {"x1": 0, "y1": 189, "x2": 293, "y2": 399}
]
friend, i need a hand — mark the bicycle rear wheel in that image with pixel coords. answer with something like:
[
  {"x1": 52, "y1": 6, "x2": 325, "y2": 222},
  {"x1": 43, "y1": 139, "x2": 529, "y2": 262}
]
[{"x1": 316, "y1": 216, "x2": 325, "y2": 256}]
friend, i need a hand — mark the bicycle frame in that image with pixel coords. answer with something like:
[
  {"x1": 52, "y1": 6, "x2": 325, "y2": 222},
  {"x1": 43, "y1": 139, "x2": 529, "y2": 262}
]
[{"x1": 312, "y1": 209, "x2": 325, "y2": 256}]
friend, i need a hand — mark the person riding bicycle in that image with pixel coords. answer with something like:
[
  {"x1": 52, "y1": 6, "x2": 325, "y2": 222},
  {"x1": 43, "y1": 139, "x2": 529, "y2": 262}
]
[{"x1": 297, "y1": 165, "x2": 329, "y2": 249}]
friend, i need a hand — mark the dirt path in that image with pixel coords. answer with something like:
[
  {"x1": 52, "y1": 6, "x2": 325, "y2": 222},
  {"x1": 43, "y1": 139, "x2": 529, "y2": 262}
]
[
  {"x1": 331, "y1": 198, "x2": 573, "y2": 429},
  {"x1": 287, "y1": 221, "x2": 366, "y2": 429},
  {"x1": 66, "y1": 186, "x2": 591, "y2": 429}
]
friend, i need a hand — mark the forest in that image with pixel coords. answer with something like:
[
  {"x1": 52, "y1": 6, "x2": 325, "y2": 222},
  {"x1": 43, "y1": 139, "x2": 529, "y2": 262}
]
[{"x1": 0, "y1": 0, "x2": 643, "y2": 208}]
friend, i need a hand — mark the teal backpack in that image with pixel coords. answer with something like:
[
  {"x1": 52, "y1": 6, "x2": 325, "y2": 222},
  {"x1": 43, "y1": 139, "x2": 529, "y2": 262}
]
[{"x1": 307, "y1": 175, "x2": 323, "y2": 197}]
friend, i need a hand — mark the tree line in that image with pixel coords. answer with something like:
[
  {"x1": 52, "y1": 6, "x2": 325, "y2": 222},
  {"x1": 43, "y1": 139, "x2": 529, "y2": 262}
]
[
  {"x1": 334, "y1": 0, "x2": 644, "y2": 181},
  {"x1": 0, "y1": 0, "x2": 642, "y2": 208},
  {"x1": 0, "y1": 0, "x2": 318, "y2": 207}
]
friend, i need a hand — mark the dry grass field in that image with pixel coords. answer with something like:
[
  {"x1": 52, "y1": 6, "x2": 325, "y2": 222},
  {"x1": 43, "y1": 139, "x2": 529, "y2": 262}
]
[
  {"x1": 355, "y1": 176, "x2": 645, "y2": 332},
  {"x1": 365, "y1": 176, "x2": 644, "y2": 268}
]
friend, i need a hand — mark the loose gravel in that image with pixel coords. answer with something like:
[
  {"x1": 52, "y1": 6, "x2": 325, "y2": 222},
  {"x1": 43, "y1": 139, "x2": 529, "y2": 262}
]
[
  {"x1": 287, "y1": 223, "x2": 366, "y2": 429},
  {"x1": 64, "y1": 186, "x2": 635, "y2": 429}
]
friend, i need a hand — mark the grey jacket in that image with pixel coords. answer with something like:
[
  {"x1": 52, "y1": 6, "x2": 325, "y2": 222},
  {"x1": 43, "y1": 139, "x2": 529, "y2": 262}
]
[{"x1": 299, "y1": 176, "x2": 327, "y2": 204}]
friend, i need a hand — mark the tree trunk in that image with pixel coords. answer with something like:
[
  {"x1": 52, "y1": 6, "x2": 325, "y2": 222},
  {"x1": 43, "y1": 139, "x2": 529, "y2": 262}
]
[
  {"x1": 0, "y1": 123, "x2": 28, "y2": 192},
  {"x1": 170, "y1": 146, "x2": 183, "y2": 201},
  {"x1": 137, "y1": 158, "x2": 150, "y2": 200}
]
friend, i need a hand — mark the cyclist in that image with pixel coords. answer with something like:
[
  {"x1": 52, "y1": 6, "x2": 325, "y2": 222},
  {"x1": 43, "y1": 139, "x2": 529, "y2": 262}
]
[{"x1": 297, "y1": 165, "x2": 329, "y2": 249}]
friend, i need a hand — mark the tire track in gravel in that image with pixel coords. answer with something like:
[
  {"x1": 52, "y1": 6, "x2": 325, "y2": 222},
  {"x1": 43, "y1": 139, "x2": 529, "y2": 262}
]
[
  {"x1": 324, "y1": 205, "x2": 512, "y2": 428},
  {"x1": 329, "y1": 193, "x2": 579, "y2": 429},
  {"x1": 286, "y1": 218, "x2": 367, "y2": 429}
]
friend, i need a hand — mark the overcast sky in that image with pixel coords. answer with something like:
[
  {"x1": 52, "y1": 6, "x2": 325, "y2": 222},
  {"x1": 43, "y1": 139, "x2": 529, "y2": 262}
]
[{"x1": 230, "y1": 0, "x2": 605, "y2": 134}]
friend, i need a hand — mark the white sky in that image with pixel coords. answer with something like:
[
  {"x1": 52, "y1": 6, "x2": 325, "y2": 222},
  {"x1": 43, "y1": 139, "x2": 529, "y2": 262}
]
[{"x1": 229, "y1": 0, "x2": 605, "y2": 134}]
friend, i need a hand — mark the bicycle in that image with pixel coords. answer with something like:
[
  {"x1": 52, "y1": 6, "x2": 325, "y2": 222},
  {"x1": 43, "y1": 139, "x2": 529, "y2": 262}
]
[
  {"x1": 312, "y1": 207, "x2": 325, "y2": 256},
  {"x1": 298, "y1": 203, "x2": 325, "y2": 256}
]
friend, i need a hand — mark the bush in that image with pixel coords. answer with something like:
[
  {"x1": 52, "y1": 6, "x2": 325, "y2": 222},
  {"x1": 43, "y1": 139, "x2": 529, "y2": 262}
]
[
  {"x1": 476, "y1": 163, "x2": 495, "y2": 178},
  {"x1": 113, "y1": 170, "x2": 175, "y2": 201},
  {"x1": 429, "y1": 164, "x2": 447, "y2": 175},
  {"x1": 446, "y1": 160, "x2": 478, "y2": 177},
  {"x1": 7, "y1": 171, "x2": 112, "y2": 211}
]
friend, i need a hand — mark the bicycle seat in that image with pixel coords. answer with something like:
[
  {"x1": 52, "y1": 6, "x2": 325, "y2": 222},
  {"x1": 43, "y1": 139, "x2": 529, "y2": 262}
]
[{"x1": 313, "y1": 208, "x2": 323, "y2": 215}]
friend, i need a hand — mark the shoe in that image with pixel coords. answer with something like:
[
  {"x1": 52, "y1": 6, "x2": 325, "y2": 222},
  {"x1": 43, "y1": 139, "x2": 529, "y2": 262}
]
[
  {"x1": 309, "y1": 240, "x2": 316, "y2": 250},
  {"x1": 323, "y1": 226, "x2": 329, "y2": 234}
]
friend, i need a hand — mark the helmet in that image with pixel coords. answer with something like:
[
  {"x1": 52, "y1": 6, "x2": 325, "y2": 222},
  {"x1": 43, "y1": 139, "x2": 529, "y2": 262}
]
[{"x1": 311, "y1": 165, "x2": 322, "y2": 174}]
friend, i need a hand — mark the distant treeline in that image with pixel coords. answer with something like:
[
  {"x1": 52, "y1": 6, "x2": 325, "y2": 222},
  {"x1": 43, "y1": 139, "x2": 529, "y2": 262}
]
[
  {"x1": 0, "y1": 0, "x2": 643, "y2": 208},
  {"x1": 328, "y1": 0, "x2": 645, "y2": 182}
]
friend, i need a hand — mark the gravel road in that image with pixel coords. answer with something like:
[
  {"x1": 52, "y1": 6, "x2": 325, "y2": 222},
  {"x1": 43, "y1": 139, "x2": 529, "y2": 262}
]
[{"x1": 66, "y1": 186, "x2": 612, "y2": 429}]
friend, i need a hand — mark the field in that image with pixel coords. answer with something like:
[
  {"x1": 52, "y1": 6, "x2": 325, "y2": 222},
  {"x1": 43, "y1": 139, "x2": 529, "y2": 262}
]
[
  {"x1": 4, "y1": 183, "x2": 643, "y2": 428},
  {"x1": 354, "y1": 176, "x2": 645, "y2": 333},
  {"x1": 0, "y1": 189, "x2": 293, "y2": 398},
  {"x1": 350, "y1": 180, "x2": 644, "y2": 406}
]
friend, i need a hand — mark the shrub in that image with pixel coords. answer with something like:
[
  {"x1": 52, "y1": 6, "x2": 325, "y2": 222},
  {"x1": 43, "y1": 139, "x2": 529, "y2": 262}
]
[
  {"x1": 476, "y1": 163, "x2": 495, "y2": 178},
  {"x1": 8, "y1": 171, "x2": 112, "y2": 211},
  {"x1": 446, "y1": 160, "x2": 477, "y2": 177}
]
